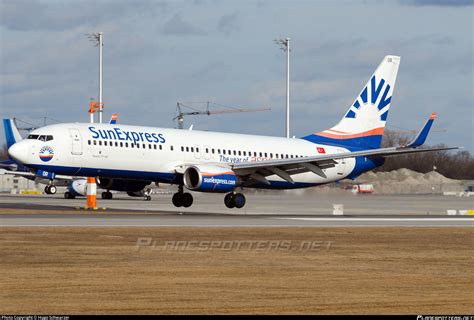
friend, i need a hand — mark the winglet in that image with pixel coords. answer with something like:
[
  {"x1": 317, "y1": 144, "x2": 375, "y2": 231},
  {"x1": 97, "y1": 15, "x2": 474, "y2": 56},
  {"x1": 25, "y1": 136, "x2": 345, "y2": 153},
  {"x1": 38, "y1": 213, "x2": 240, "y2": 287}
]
[
  {"x1": 404, "y1": 112, "x2": 437, "y2": 148},
  {"x1": 109, "y1": 114, "x2": 119, "y2": 124},
  {"x1": 3, "y1": 119, "x2": 23, "y2": 149}
]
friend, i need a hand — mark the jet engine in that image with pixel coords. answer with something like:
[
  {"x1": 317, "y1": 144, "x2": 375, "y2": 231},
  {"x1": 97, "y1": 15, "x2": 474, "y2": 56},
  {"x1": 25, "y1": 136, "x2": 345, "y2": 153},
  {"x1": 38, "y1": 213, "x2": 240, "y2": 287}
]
[{"x1": 183, "y1": 165, "x2": 238, "y2": 193}]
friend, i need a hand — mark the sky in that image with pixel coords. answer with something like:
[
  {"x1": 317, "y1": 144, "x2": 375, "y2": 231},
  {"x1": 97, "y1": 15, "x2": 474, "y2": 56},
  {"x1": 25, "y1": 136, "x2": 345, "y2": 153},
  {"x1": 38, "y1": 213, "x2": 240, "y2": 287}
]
[{"x1": 0, "y1": 0, "x2": 473, "y2": 152}]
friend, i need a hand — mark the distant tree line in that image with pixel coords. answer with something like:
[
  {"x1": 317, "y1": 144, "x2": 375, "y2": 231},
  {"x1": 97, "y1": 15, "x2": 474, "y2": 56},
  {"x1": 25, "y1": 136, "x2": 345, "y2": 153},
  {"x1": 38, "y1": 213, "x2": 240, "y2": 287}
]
[
  {"x1": 0, "y1": 144, "x2": 7, "y2": 161},
  {"x1": 376, "y1": 130, "x2": 474, "y2": 180}
]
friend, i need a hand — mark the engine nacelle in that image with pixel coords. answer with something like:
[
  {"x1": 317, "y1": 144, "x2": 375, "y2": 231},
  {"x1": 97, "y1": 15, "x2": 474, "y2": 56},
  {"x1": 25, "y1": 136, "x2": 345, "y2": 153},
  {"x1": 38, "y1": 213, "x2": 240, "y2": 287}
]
[
  {"x1": 183, "y1": 165, "x2": 238, "y2": 193},
  {"x1": 97, "y1": 178, "x2": 150, "y2": 192},
  {"x1": 68, "y1": 179, "x2": 87, "y2": 196}
]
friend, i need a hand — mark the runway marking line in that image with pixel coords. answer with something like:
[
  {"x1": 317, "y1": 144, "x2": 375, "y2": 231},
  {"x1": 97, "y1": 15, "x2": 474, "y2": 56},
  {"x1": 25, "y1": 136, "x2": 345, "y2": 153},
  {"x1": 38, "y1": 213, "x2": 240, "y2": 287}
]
[{"x1": 278, "y1": 217, "x2": 474, "y2": 222}]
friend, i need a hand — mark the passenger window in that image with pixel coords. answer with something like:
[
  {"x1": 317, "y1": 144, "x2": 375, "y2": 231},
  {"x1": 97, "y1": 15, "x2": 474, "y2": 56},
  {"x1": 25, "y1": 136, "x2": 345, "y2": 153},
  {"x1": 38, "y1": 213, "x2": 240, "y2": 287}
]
[
  {"x1": 93, "y1": 140, "x2": 97, "y2": 145},
  {"x1": 143, "y1": 144, "x2": 146, "y2": 149},
  {"x1": 104, "y1": 141, "x2": 107, "y2": 146},
  {"x1": 186, "y1": 147, "x2": 189, "y2": 152},
  {"x1": 125, "y1": 142, "x2": 128, "y2": 147},
  {"x1": 212, "y1": 149, "x2": 215, "y2": 154},
  {"x1": 170, "y1": 146, "x2": 174, "y2": 151},
  {"x1": 191, "y1": 147, "x2": 194, "y2": 152},
  {"x1": 99, "y1": 141, "x2": 102, "y2": 146},
  {"x1": 159, "y1": 145, "x2": 163, "y2": 150},
  {"x1": 88, "y1": 140, "x2": 91, "y2": 145},
  {"x1": 222, "y1": 150, "x2": 226, "y2": 155},
  {"x1": 238, "y1": 151, "x2": 241, "y2": 156},
  {"x1": 206, "y1": 148, "x2": 209, "y2": 153},
  {"x1": 120, "y1": 142, "x2": 123, "y2": 147},
  {"x1": 196, "y1": 148, "x2": 199, "y2": 153}
]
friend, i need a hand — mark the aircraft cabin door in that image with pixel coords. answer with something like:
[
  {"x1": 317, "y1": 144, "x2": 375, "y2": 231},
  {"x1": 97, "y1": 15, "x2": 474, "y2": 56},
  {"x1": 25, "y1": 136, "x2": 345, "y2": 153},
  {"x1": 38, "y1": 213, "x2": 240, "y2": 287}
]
[{"x1": 69, "y1": 128, "x2": 83, "y2": 155}]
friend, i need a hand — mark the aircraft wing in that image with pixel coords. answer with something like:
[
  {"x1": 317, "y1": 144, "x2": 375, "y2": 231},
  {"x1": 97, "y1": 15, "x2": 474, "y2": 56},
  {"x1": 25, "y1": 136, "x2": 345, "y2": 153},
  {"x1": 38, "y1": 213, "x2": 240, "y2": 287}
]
[
  {"x1": 230, "y1": 113, "x2": 459, "y2": 185},
  {"x1": 230, "y1": 146, "x2": 458, "y2": 184}
]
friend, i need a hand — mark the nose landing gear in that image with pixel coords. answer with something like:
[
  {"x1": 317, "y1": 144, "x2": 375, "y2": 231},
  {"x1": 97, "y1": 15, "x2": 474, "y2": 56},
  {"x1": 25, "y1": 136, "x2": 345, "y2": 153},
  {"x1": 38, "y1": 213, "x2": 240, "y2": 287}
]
[{"x1": 44, "y1": 185, "x2": 57, "y2": 195}]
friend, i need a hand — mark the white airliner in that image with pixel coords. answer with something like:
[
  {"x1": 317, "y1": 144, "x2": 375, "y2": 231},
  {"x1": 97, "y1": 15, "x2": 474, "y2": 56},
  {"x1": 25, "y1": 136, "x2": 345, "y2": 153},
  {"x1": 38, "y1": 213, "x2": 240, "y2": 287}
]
[{"x1": 7, "y1": 56, "x2": 457, "y2": 209}]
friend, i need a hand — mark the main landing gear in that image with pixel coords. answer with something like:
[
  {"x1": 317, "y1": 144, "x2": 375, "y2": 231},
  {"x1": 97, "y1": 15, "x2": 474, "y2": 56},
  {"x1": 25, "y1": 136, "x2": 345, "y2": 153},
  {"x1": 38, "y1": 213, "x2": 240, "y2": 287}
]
[
  {"x1": 170, "y1": 187, "x2": 246, "y2": 209},
  {"x1": 44, "y1": 185, "x2": 57, "y2": 195},
  {"x1": 172, "y1": 185, "x2": 193, "y2": 208},
  {"x1": 64, "y1": 191, "x2": 75, "y2": 199},
  {"x1": 224, "y1": 192, "x2": 246, "y2": 209},
  {"x1": 101, "y1": 191, "x2": 113, "y2": 200}
]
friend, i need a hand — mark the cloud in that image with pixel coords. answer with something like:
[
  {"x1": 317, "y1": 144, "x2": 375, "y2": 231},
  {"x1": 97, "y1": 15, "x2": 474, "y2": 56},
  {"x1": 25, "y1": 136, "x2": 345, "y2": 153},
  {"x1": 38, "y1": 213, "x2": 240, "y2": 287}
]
[
  {"x1": 162, "y1": 14, "x2": 204, "y2": 35},
  {"x1": 400, "y1": 0, "x2": 473, "y2": 6},
  {"x1": 217, "y1": 12, "x2": 239, "y2": 35},
  {"x1": 0, "y1": 0, "x2": 166, "y2": 31}
]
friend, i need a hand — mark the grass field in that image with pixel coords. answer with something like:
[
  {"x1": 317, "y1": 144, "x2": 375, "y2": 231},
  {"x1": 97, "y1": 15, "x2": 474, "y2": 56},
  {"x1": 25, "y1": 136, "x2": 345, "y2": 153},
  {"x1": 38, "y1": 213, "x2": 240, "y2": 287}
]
[{"x1": 1, "y1": 227, "x2": 472, "y2": 314}]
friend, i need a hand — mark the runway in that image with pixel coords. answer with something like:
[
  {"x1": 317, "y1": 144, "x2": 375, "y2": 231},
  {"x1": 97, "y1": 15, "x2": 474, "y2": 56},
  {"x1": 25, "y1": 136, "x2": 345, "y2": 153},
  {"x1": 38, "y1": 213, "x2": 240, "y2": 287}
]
[{"x1": 1, "y1": 213, "x2": 472, "y2": 227}]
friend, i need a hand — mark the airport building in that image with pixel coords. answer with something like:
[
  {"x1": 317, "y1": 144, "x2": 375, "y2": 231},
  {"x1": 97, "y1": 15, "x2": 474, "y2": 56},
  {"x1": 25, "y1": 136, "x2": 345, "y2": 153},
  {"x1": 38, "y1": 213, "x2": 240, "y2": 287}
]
[{"x1": 0, "y1": 175, "x2": 40, "y2": 193}]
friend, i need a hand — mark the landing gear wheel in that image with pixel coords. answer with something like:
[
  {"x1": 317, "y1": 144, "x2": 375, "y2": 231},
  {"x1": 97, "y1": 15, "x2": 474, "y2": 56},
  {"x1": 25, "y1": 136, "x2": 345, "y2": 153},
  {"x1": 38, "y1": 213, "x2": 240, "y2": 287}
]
[
  {"x1": 145, "y1": 195, "x2": 151, "y2": 201},
  {"x1": 48, "y1": 185, "x2": 57, "y2": 194},
  {"x1": 64, "y1": 191, "x2": 75, "y2": 199},
  {"x1": 172, "y1": 192, "x2": 183, "y2": 207},
  {"x1": 233, "y1": 193, "x2": 246, "y2": 209},
  {"x1": 44, "y1": 186, "x2": 51, "y2": 194},
  {"x1": 224, "y1": 193, "x2": 235, "y2": 209},
  {"x1": 181, "y1": 193, "x2": 193, "y2": 208},
  {"x1": 102, "y1": 191, "x2": 113, "y2": 200}
]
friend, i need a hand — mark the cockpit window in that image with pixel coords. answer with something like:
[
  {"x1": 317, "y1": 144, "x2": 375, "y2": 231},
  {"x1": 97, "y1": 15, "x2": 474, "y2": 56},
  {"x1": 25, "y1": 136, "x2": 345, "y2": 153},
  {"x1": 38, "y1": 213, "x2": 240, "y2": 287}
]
[{"x1": 27, "y1": 134, "x2": 53, "y2": 141}]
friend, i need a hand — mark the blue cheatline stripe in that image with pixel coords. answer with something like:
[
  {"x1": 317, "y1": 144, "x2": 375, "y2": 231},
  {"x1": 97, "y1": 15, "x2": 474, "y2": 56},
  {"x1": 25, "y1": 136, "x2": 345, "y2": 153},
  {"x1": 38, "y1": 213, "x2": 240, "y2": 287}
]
[
  {"x1": 301, "y1": 134, "x2": 383, "y2": 150},
  {"x1": 27, "y1": 164, "x2": 180, "y2": 184},
  {"x1": 25, "y1": 164, "x2": 324, "y2": 189},
  {"x1": 3, "y1": 119, "x2": 16, "y2": 149}
]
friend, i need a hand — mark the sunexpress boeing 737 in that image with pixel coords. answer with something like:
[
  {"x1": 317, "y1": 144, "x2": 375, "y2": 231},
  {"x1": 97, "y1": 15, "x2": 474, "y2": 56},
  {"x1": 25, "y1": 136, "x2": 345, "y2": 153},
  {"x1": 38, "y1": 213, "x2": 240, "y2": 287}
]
[{"x1": 8, "y1": 56, "x2": 457, "y2": 209}]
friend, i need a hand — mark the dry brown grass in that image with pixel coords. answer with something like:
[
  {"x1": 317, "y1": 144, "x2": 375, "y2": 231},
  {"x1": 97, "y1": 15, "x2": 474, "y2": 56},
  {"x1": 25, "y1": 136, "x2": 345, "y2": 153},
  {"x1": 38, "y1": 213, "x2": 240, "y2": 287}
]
[{"x1": 0, "y1": 227, "x2": 472, "y2": 314}]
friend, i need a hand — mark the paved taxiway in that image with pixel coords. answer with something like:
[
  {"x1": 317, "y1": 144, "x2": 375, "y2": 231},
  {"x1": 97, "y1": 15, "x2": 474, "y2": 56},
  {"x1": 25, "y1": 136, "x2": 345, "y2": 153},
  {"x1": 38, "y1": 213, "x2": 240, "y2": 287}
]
[
  {"x1": 1, "y1": 213, "x2": 472, "y2": 227},
  {"x1": 1, "y1": 191, "x2": 473, "y2": 215},
  {"x1": 1, "y1": 193, "x2": 472, "y2": 227}
]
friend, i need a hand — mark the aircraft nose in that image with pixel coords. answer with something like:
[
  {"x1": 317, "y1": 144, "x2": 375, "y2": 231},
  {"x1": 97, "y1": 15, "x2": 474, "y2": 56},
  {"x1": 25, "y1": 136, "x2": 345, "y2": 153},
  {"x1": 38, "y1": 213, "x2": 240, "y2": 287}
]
[{"x1": 8, "y1": 141, "x2": 28, "y2": 164}]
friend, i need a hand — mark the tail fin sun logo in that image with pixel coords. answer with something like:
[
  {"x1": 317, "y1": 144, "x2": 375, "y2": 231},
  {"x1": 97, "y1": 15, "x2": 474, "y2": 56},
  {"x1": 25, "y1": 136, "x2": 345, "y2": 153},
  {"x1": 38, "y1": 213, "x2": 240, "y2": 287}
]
[
  {"x1": 39, "y1": 146, "x2": 54, "y2": 162},
  {"x1": 345, "y1": 75, "x2": 392, "y2": 122}
]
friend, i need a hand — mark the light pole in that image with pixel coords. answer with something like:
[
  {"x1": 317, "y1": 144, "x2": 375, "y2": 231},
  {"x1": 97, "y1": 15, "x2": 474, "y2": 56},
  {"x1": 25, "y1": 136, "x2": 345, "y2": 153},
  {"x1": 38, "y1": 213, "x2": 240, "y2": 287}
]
[
  {"x1": 274, "y1": 37, "x2": 290, "y2": 138},
  {"x1": 86, "y1": 32, "x2": 104, "y2": 123}
]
